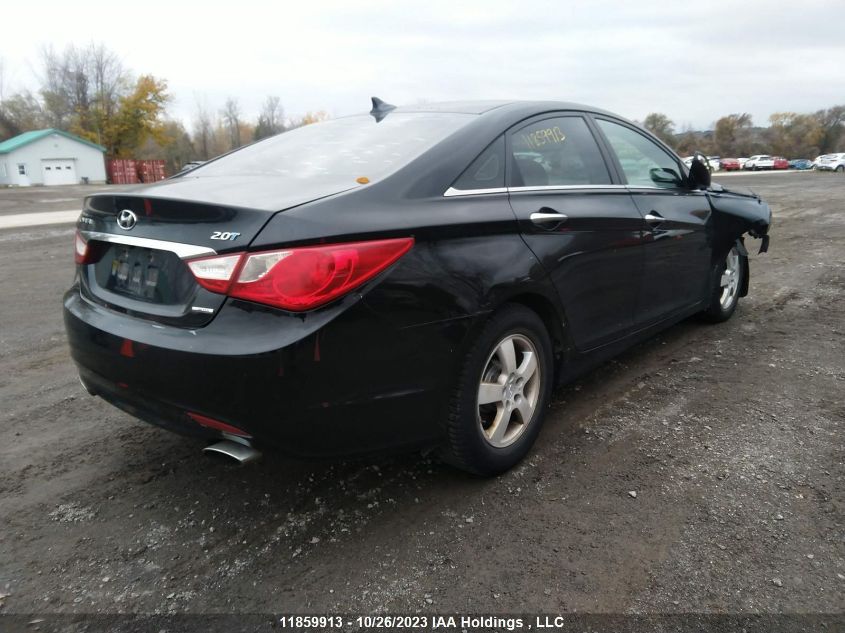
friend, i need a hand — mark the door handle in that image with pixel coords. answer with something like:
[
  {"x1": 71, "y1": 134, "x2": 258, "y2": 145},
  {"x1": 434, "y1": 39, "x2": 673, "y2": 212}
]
[
  {"x1": 644, "y1": 212, "x2": 665, "y2": 226},
  {"x1": 530, "y1": 210, "x2": 568, "y2": 226}
]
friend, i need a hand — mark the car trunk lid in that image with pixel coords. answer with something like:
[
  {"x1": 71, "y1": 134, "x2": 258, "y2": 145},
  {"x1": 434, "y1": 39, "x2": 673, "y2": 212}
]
[
  {"x1": 77, "y1": 194, "x2": 271, "y2": 328},
  {"x1": 76, "y1": 176, "x2": 356, "y2": 327}
]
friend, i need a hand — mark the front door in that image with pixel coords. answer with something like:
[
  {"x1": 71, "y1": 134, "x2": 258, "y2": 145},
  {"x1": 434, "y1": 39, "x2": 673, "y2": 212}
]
[
  {"x1": 506, "y1": 114, "x2": 646, "y2": 351},
  {"x1": 594, "y1": 118, "x2": 712, "y2": 326}
]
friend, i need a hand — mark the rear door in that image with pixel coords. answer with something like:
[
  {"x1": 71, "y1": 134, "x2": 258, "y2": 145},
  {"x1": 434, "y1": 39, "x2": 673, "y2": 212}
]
[
  {"x1": 506, "y1": 114, "x2": 646, "y2": 351},
  {"x1": 593, "y1": 117, "x2": 712, "y2": 326}
]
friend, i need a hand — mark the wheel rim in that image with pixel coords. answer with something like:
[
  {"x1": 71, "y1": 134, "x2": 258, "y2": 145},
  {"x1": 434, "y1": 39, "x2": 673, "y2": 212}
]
[
  {"x1": 719, "y1": 247, "x2": 741, "y2": 310},
  {"x1": 477, "y1": 333, "x2": 542, "y2": 448}
]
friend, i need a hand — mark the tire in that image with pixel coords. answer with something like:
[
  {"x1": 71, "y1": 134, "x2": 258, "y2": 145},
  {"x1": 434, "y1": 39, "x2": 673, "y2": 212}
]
[
  {"x1": 700, "y1": 246, "x2": 745, "y2": 323},
  {"x1": 441, "y1": 304, "x2": 554, "y2": 476},
  {"x1": 836, "y1": 165, "x2": 844, "y2": 173}
]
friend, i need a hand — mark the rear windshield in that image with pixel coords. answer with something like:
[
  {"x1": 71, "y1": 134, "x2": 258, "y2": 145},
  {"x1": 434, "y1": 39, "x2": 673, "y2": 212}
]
[{"x1": 187, "y1": 113, "x2": 473, "y2": 181}]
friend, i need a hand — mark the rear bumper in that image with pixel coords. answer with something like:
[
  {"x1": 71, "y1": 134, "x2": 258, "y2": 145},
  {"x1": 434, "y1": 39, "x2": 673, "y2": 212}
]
[{"x1": 64, "y1": 287, "x2": 470, "y2": 457}]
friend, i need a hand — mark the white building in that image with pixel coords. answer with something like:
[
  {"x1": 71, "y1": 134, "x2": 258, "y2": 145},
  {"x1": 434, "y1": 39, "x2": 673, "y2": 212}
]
[{"x1": 0, "y1": 128, "x2": 107, "y2": 186}]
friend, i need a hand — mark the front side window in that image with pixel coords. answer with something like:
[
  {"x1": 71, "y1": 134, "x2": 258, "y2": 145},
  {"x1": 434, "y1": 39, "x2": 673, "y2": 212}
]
[
  {"x1": 190, "y1": 113, "x2": 474, "y2": 183},
  {"x1": 509, "y1": 116, "x2": 611, "y2": 187},
  {"x1": 596, "y1": 119, "x2": 682, "y2": 189}
]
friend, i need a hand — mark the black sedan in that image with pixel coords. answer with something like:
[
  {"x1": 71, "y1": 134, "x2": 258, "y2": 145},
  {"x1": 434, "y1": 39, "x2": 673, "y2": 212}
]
[{"x1": 64, "y1": 99, "x2": 772, "y2": 475}]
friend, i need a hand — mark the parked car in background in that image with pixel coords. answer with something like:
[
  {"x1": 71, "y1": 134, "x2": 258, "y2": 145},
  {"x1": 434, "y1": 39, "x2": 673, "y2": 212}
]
[
  {"x1": 738, "y1": 158, "x2": 750, "y2": 169},
  {"x1": 788, "y1": 159, "x2": 814, "y2": 170},
  {"x1": 773, "y1": 157, "x2": 789, "y2": 170},
  {"x1": 63, "y1": 99, "x2": 772, "y2": 476},
  {"x1": 815, "y1": 153, "x2": 845, "y2": 172},
  {"x1": 745, "y1": 155, "x2": 775, "y2": 170},
  {"x1": 176, "y1": 160, "x2": 206, "y2": 175},
  {"x1": 707, "y1": 156, "x2": 721, "y2": 171},
  {"x1": 720, "y1": 158, "x2": 741, "y2": 171}
]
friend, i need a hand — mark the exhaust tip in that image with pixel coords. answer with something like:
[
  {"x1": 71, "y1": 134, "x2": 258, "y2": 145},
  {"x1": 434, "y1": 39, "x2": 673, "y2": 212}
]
[
  {"x1": 203, "y1": 439, "x2": 261, "y2": 465},
  {"x1": 78, "y1": 375, "x2": 97, "y2": 396}
]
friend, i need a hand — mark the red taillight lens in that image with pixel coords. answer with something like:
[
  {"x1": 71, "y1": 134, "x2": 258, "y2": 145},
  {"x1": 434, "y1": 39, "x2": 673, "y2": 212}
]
[
  {"x1": 74, "y1": 230, "x2": 89, "y2": 264},
  {"x1": 74, "y1": 230, "x2": 106, "y2": 265},
  {"x1": 185, "y1": 238, "x2": 413, "y2": 311}
]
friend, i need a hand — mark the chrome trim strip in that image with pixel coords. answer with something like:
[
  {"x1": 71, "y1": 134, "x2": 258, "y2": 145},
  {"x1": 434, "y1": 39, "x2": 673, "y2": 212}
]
[
  {"x1": 443, "y1": 183, "x2": 707, "y2": 197},
  {"x1": 79, "y1": 230, "x2": 216, "y2": 259},
  {"x1": 508, "y1": 184, "x2": 627, "y2": 193},
  {"x1": 444, "y1": 184, "x2": 628, "y2": 197},
  {"x1": 444, "y1": 186, "x2": 508, "y2": 197},
  {"x1": 626, "y1": 186, "x2": 707, "y2": 195}
]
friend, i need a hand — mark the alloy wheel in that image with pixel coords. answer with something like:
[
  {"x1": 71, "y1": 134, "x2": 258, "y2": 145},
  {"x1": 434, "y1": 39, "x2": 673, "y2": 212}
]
[
  {"x1": 719, "y1": 247, "x2": 741, "y2": 310},
  {"x1": 477, "y1": 333, "x2": 542, "y2": 448}
]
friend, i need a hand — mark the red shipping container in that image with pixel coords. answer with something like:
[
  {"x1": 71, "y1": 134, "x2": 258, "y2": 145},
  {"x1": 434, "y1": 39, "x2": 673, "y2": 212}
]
[
  {"x1": 137, "y1": 160, "x2": 167, "y2": 183},
  {"x1": 107, "y1": 159, "x2": 139, "y2": 185}
]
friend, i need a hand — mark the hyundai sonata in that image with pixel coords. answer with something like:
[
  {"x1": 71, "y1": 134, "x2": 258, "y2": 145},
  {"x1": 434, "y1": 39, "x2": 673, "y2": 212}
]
[{"x1": 65, "y1": 99, "x2": 771, "y2": 475}]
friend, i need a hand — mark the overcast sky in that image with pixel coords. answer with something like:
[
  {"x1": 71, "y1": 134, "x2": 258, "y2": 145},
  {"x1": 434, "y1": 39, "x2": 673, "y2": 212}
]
[{"x1": 2, "y1": 1, "x2": 844, "y2": 130}]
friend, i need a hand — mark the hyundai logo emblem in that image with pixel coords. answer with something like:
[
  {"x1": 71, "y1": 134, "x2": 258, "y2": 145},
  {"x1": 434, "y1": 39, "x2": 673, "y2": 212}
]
[{"x1": 117, "y1": 209, "x2": 137, "y2": 230}]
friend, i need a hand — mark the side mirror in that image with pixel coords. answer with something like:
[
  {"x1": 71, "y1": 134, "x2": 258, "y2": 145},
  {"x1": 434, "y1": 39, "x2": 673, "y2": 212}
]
[
  {"x1": 688, "y1": 152, "x2": 711, "y2": 190},
  {"x1": 649, "y1": 167, "x2": 683, "y2": 187}
]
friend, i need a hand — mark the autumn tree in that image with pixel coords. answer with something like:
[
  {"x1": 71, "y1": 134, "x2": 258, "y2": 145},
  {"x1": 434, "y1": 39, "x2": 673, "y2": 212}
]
[
  {"x1": 137, "y1": 119, "x2": 196, "y2": 174},
  {"x1": 0, "y1": 91, "x2": 48, "y2": 137},
  {"x1": 713, "y1": 113, "x2": 755, "y2": 156},
  {"x1": 221, "y1": 97, "x2": 242, "y2": 149},
  {"x1": 643, "y1": 113, "x2": 675, "y2": 145},
  {"x1": 0, "y1": 57, "x2": 6, "y2": 103},
  {"x1": 815, "y1": 105, "x2": 845, "y2": 154},
  {"x1": 105, "y1": 75, "x2": 169, "y2": 156},
  {"x1": 192, "y1": 102, "x2": 215, "y2": 160},
  {"x1": 39, "y1": 44, "x2": 128, "y2": 143},
  {"x1": 767, "y1": 112, "x2": 824, "y2": 158},
  {"x1": 289, "y1": 110, "x2": 330, "y2": 129},
  {"x1": 254, "y1": 95, "x2": 284, "y2": 140},
  {"x1": 673, "y1": 126, "x2": 701, "y2": 156}
]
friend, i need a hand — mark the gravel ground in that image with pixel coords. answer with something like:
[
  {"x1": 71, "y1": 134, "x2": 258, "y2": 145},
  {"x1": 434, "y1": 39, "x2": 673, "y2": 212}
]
[{"x1": 0, "y1": 174, "x2": 842, "y2": 626}]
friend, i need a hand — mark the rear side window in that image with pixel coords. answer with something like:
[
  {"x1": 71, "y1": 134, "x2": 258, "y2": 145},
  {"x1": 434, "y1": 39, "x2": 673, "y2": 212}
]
[
  {"x1": 451, "y1": 136, "x2": 505, "y2": 190},
  {"x1": 597, "y1": 119, "x2": 682, "y2": 188},
  {"x1": 190, "y1": 113, "x2": 473, "y2": 183},
  {"x1": 509, "y1": 116, "x2": 611, "y2": 187}
]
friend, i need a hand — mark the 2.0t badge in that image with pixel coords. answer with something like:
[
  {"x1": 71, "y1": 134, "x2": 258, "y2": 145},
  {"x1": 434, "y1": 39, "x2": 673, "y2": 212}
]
[{"x1": 116, "y1": 209, "x2": 137, "y2": 230}]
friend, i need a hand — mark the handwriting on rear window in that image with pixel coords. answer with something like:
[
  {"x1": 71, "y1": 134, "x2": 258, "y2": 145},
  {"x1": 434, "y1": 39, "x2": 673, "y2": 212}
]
[{"x1": 520, "y1": 127, "x2": 566, "y2": 149}]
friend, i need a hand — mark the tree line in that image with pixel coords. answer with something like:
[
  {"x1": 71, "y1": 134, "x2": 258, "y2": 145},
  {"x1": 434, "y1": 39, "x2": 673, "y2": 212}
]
[
  {"x1": 0, "y1": 44, "x2": 327, "y2": 174},
  {"x1": 2, "y1": 44, "x2": 843, "y2": 175},
  {"x1": 643, "y1": 108, "x2": 845, "y2": 159}
]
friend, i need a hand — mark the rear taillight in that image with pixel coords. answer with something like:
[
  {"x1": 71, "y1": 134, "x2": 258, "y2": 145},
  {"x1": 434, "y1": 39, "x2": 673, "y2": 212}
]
[
  {"x1": 186, "y1": 254, "x2": 243, "y2": 294},
  {"x1": 74, "y1": 230, "x2": 105, "y2": 265},
  {"x1": 74, "y1": 231, "x2": 89, "y2": 264},
  {"x1": 186, "y1": 237, "x2": 413, "y2": 311}
]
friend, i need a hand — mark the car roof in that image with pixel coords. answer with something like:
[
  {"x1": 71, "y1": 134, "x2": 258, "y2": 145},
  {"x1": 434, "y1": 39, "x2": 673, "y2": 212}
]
[{"x1": 393, "y1": 99, "x2": 620, "y2": 119}]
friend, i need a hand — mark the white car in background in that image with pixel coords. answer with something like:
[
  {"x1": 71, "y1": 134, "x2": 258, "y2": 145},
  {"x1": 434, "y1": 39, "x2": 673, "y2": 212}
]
[
  {"x1": 744, "y1": 155, "x2": 775, "y2": 170},
  {"x1": 738, "y1": 158, "x2": 750, "y2": 169},
  {"x1": 707, "y1": 156, "x2": 721, "y2": 171},
  {"x1": 815, "y1": 153, "x2": 845, "y2": 172}
]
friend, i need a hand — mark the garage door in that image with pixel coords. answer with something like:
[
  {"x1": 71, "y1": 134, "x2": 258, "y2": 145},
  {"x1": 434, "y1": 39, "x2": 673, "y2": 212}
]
[{"x1": 42, "y1": 160, "x2": 77, "y2": 186}]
